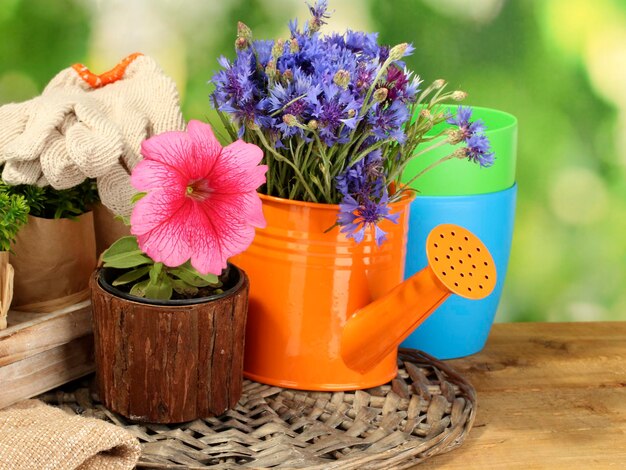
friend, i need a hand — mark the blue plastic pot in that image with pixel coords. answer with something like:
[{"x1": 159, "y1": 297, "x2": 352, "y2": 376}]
[{"x1": 401, "y1": 184, "x2": 517, "y2": 359}]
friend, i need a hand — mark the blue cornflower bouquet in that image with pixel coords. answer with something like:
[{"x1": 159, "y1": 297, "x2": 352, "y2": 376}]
[{"x1": 211, "y1": 0, "x2": 493, "y2": 245}]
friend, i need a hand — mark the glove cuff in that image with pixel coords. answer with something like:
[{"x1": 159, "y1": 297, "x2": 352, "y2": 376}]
[{"x1": 72, "y1": 52, "x2": 144, "y2": 89}]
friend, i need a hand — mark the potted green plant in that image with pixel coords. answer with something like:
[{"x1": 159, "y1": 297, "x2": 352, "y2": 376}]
[
  {"x1": 210, "y1": 1, "x2": 495, "y2": 389},
  {"x1": 90, "y1": 119, "x2": 266, "y2": 423},
  {"x1": 0, "y1": 191, "x2": 28, "y2": 328},
  {"x1": 0, "y1": 177, "x2": 98, "y2": 312}
]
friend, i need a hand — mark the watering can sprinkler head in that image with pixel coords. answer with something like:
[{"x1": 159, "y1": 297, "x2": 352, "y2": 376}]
[{"x1": 341, "y1": 224, "x2": 497, "y2": 374}]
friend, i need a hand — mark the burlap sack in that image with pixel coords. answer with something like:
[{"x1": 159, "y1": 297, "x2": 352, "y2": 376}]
[
  {"x1": 9, "y1": 213, "x2": 96, "y2": 313},
  {"x1": 0, "y1": 400, "x2": 140, "y2": 470}
]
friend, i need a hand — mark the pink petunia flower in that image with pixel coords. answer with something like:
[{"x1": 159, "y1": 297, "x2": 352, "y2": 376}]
[{"x1": 130, "y1": 120, "x2": 267, "y2": 275}]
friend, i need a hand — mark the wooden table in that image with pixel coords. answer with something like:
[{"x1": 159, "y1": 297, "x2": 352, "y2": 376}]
[{"x1": 419, "y1": 322, "x2": 626, "y2": 469}]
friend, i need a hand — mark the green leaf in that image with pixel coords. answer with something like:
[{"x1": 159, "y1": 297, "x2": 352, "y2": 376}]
[
  {"x1": 102, "y1": 236, "x2": 140, "y2": 257},
  {"x1": 102, "y1": 236, "x2": 153, "y2": 269},
  {"x1": 103, "y1": 251, "x2": 152, "y2": 269},
  {"x1": 168, "y1": 261, "x2": 221, "y2": 287},
  {"x1": 171, "y1": 279, "x2": 199, "y2": 297},
  {"x1": 112, "y1": 266, "x2": 150, "y2": 286},
  {"x1": 131, "y1": 192, "x2": 147, "y2": 203},
  {"x1": 144, "y1": 271, "x2": 173, "y2": 300},
  {"x1": 129, "y1": 279, "x2": 149, "y2": 298},
  {"x1": 149, "y1": 262, "x2": 163, "y2": 283}
]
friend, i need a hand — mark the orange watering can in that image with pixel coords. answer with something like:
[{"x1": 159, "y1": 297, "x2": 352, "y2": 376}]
[{"x1": 233, "y1": 194, "x2": 496, "y2": 391}]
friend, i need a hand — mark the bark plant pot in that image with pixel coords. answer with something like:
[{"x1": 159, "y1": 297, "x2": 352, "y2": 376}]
[{"x1": 90, "y1": 264, "x2": 249, "y2": 423}]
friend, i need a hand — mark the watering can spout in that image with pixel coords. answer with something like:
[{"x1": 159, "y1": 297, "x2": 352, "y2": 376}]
[{"x1": 341, "y1": 224, "x2": 497, "y2": 374}]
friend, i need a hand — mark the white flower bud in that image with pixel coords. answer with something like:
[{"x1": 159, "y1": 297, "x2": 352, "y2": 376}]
[
  {"x1": 373, "y1": 87, "x2": 389, "y2": 102},
  {"x1": 451, "y1": 90, "x2": 468, "y2": 101},
  {"x1": 333, "y1": 69, "x2": 350, "y2": 89},
  {"x1": 388, "y1": 43, "x2": 409, "y2": 61},
  {"x1": 283, "y1": 114, "x2": 298, "y2": 126}
]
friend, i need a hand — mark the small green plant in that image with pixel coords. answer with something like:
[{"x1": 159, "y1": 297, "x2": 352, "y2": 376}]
[
  {"x1": 0, "y1": 178, "x2": 98, "y2": 220},
  {"x1": 101, "y1": 236, "x2": 225, "y2": 300},
  {"x1": 0, "y1": 192, "x2": 29, "y2": 252}
]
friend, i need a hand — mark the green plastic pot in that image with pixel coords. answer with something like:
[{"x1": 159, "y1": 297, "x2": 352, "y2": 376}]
[{"x1": 402, "y1": 105, "x2": 517, "y2": 195}]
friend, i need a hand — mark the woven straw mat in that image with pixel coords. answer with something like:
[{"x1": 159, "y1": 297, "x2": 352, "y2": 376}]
[{"x1": 41, "y1": 349, "x2": 476, "y2": 469}]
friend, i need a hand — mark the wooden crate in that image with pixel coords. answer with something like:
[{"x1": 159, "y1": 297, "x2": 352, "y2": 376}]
[{"x1": 0, "y1": 301, "x2": 94, "y2": 409}]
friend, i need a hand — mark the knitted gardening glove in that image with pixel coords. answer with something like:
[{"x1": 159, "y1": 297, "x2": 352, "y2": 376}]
[
  {"x1": 65, "y1": 53, "x2": 185, "y2": 215},
  {"x1": 0, "y1": 53, "x2": 184, "y2": 215}
]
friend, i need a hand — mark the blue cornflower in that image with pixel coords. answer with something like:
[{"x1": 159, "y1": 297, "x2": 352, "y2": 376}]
[
  {"x1": 367, "y1": 100, "x2": 409, "y2": 143},
  {"x1": 464, "y1": 134, "x2": 494, "y2": 167},
  {"x1": 211, "y1": 50, "x2": 272, "y2": 135},
  {"x1": 311, "y1": 83, "x2": 361, "y2": 145},
  {"x1": 336, "y1": 151, "x2": 398, "y2": 246},
  {"x1": 338, "y1": 191, "x2": 399, "y2": 245},
  {"x1": 446, "y1": 106, "x2": 494, "y2": 167},
  {"x1": 265, "y1": 69, "x2": 320, "y2": 139},
  {"x1": 446, "y1": 106, "x2": 486, "y2": 139},
  {"x1": 252, "y1": 40, "x2": 274, "y2": 66},
  {"x1": 383, "y1": 65, "x2": 421, "y2": 103}
]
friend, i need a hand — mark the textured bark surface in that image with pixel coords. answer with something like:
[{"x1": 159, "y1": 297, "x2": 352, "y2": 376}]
[{"x1": 90, "y1": 270, "x2": 249, "y2": 423}]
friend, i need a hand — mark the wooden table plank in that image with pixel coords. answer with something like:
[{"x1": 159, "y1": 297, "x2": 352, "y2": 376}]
[{"x1": 418, "y1": 322, "x2": 626, "y2": 469}]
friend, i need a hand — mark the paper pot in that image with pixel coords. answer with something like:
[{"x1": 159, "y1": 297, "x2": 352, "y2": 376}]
[
  {"x1": 401, "y1": 184, "x2": 517, "y2": 359},
  {"x1": 10, "y1": 213, "x2": 97, "y2": 312}
]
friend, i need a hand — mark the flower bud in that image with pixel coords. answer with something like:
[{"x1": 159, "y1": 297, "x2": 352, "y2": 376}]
[
  {"x1": 283, "y1": 114, "x2": 298, "y2": 126},
  {"x1": 246, "y1": 119, "x2": 260, "y2": 131},
  {"x1": 373, "y1": 87, "x2": 389, "y2": 102},
  {"x1": 271, "y1": 39, "x2": 285, "y2": 59},
  {"x1": 307, "y1": 119, "x2": 319, "y2": 130},
  {"x1": 388, "y1": 43, "x2": 409, "y2": 61},
  {"x1": 235, "y1": 37, "x2": 248, "y2": 50},
  {"x1": 448, "y1": 129, "x2": 464, "y2": 145},
  {"x1": 451, "y1": 90, "x2": 468, "y2": 101},
  {"x1": 237, "y1": 21, "x2": 252, "y2": 41},
  {"x1": 282, "y1": 68, "x2": 293, "y2": 82},
  {"x1": 333, "y1": 69, "x2": 350, "y2": 89},
  {"x1": 289, "y1": 38, "x2": 299, "y2": 53},
  {"x1": 236, "y1": 21, "x2": 252, "y2": 50},
  {"x1": 265, "y1": 59, "x2": 277, "y2": 80},
  {"x1": 310, "y1": 18, "x2": 322, "y2": 34},
  {"x1": 419, "y1": 109, "x2": 432, "y2": 120},
  {"x1": 453, "y1": 147, "x2": 468, "y2": 158},
  {"x1": 432, "y1": 79, "x2": 446, "y2": 89}
]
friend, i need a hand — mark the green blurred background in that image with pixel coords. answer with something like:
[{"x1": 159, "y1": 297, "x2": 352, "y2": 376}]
[{"x1": 1, "y1": 0, "x2": 625, "y2": 322}]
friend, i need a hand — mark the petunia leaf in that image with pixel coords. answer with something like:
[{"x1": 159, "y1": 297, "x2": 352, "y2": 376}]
[
  {"x1": 103, "y1": 251, "x2": 153, "y2": 269},
  {"x1": 102, "y1": 236, "x2": 140, "y2": 256},
  {"x1": 171, "y1": 278, "x2": 199, "y2": 297},
  {"x1": 168, "y1": 261, "x2": 221, "y2": 287},
  {"x1": 112, "y1": 266, "x2": 151, "y2": 286},
  {"x1": 102, "y1": 236, "x2": 153, "y2": 269},
  {"x1": 129, "y1": 279, "x2": 150, "y2": 298},
  {"x1": 142, "y1": 263, "x2": 173, "y2": 300}
]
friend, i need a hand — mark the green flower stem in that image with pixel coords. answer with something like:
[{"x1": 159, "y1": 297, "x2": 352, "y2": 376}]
[
  {"x1": 214, "y1": 102, "x2": 238, "y2": 142},
  {"x1": 400, "y1": 153, "x2": 458, "y2": 190},
  {"x1": 348, "y1": 138, "x2": 394, "y2": 167},
  {"x1": 412, "y1": 137, "x2": 452, "y2": 159},
  {"x1": 388, "y1": 136, "x2": 454, "y2": 183},
  {"x1": 270, "y1": 94, "x2": 307, "y2": 117},
  {"x1": 253, "y1": 129, "x2": 318, "y2": 202},
  {"x1": 415, "y1": 81, "x2": 444, "y2": 107}
]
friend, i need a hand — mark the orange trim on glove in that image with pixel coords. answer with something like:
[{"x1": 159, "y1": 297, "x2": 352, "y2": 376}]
[{"x1": 72, "y1": 53, "x2": 144, "y2": 89}]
